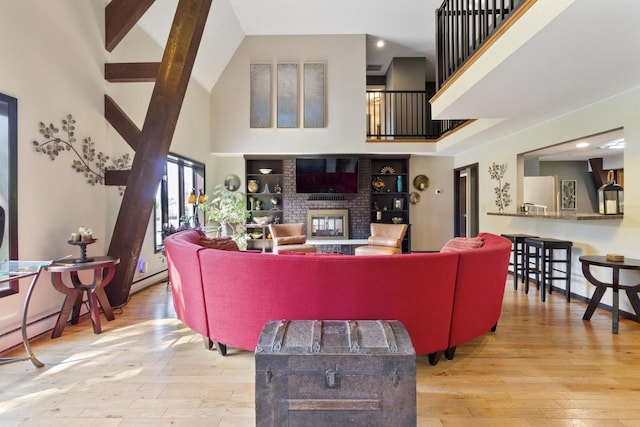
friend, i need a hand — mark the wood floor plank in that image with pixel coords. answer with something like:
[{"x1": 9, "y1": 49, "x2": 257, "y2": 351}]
[{"x1": 2, "y1": 276, "x2": 640, "y2": 426}]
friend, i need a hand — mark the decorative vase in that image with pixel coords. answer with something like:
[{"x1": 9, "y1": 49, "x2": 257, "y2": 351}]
[
  {"x1": 396, "y1": 175, "x2": 403, "y2": 193},
  {"x1": 262, "y1": 183, "x2": 271, "y2": 193},
  {"x1": 248, "y1": 179, "x2": 259, "y2": 193}
]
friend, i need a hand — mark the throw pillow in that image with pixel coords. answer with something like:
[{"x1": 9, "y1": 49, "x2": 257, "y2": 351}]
[
  {"x1": 441, "y1": 237, "x2": 484, "y2": 252},
  {"x1": 199, "y1": 236, "x2": 239, "y2": 251}
]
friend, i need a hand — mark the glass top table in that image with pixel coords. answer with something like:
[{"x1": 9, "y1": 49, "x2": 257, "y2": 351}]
[
  {"x1": 0, "y1": 260, "x2": 52, "y2": 368},
  {"x1": 0, "y1": 260, "x2": 52, "y2": 278}
]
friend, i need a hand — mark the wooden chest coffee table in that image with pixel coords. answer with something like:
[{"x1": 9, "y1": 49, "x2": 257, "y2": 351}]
[{"x1": 255, "y1": 320, "x2": 416, "y2": 426}]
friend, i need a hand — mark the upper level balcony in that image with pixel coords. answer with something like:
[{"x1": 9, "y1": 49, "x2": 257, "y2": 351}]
[
  {"x1": 366, "y1": 89, "x2": 466, "y2": 141},
  {"x1": 367, "y1": 1, "x2": 528, "y2": 142},
  {"x1": 436, "y1": 0, "x2": 527, "y2": 90}
]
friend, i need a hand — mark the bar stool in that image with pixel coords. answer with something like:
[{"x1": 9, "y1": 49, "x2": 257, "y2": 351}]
[
  {"x1": 524, "y1": 237, "x2": 573, "y2": 302},
  {"x1": 501, "y1": 234, "x2": 538, "y2": 290}
]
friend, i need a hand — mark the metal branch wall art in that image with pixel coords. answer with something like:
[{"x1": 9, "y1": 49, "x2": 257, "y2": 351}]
[
  {"x1": 488, "y1": 162, "x2": 511, "y2": 212},
  {"x1": 32, "y1": 114, "x2": 130, "y2": 194}
]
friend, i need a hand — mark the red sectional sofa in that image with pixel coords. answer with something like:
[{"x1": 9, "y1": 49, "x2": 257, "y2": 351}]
[{"x1": 164, "y1": 230, "x2": 511, "y2": 364}]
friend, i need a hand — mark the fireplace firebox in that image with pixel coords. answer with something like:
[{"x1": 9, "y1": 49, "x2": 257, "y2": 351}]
[{"x1": 307, "y1": 209, "x2": 349, "y2": 240}]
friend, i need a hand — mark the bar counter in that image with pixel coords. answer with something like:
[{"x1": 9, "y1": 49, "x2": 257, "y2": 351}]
[{"x1": 487, "y1": 211, "x2": 623, "y2": 220}]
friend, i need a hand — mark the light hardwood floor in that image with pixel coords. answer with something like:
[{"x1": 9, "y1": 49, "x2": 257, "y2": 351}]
[{"x1": 2, "y1": 278, "x2": 640, "y2": 426}]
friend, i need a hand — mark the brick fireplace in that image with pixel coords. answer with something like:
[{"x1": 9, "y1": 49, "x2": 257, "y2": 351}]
[{"x1": 282, "y1": 159, "x2": 370, "y2": 240}]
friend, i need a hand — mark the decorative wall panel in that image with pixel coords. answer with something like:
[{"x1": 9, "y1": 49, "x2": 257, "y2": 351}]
[
  {"x1": 277, "y1": 64, "x2": 298, "y2": 128},
  {"x1": 304, "y1": 63, "x2": 325, "y2": 128},
  {"x1": 250, "y1": 64, "x2": 271, "y2": 128}
]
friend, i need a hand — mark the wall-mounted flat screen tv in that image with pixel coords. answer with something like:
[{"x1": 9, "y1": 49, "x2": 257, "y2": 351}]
[{"x1": 295, "y1": 157, "x2": 359, "y2": 193}]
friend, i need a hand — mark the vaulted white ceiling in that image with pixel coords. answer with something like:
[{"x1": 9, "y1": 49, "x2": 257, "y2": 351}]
[
  {"x1": 137, "y1": 0, "x2": 442, "y2": 92},
  {"x1": 136, "y1": 0, "x2": 640, "y2": 156}
]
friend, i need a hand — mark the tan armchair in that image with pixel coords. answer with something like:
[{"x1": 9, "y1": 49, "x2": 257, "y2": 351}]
[
  {"x1": 354, "y1": 223, "x2": 408, "y2": 255},
  {"x1": 269, "y1": 223, "x2": 317, "y2": 254}
]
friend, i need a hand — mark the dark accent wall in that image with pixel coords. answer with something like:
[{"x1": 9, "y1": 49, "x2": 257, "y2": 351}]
[
  {"x1": 282, "y1": 158, "x2": 371, "y2": 241},
  {"x1": 539, "y1": 160, "x2": 597, "y2": 212}
]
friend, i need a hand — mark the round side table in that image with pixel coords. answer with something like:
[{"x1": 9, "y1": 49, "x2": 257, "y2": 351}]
[{"x1": 46, "y1": 256, "x2": 120, "y2": 338}]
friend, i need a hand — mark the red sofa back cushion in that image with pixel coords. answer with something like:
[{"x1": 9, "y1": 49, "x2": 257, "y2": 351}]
[
  {"x1": 198, "y1": 250, "x2": 459, "y2": 355},
  {"x1": 441, "y1": 237, "x2": 484, "y2": 252},
  {"x1": 199, "y1": 236, "x2": 239, "y2": 251}
]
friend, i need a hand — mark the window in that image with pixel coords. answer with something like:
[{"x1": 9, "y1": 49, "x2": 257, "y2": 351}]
[
  {"x1": 0, "y1": 93, "x2": 18, "y2": 297},
  {"x1": 154, "y1": 154, "x2": 205, "y2": 252}
]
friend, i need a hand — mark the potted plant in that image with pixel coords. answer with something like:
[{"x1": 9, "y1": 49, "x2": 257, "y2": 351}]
[{"x1": 203, "y1": 184, "x2": 250, "y2": 249}]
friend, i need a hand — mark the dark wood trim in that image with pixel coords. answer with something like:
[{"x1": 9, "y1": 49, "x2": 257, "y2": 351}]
[
  {"x1": 104, "y1": 95, "x2": 140, "y2": 150},
  {"x1": 588, "y1": 157, "x2": 607, "y2": 189},
  {"x1": 105, "y1": 0, "x2": 212, "y2": 308},
  {"x1": 0, "y1": 93, "x2": 19, "y2": 297},
  {"x1": 454, "y1": 163, "x2": 479, "y2": 237},
  {"x1": 105, "y1": 0, "x2": 156, "y2": 52},
  {"x1": 105, "y1": 62, "x2": 161, "y2": 82}
]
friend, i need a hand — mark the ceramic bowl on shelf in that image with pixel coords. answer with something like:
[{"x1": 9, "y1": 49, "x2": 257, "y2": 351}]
[
  {"x1": 250, "y1": 232, "x2": 263, "y2": 239},
  {"x1": 259, "y1": 168, "x2": 273, "y2": 174},
  {"x1": 252, "y1": 215, "x2": 273, "y2": 225},
  {"x1": 391, "y1": 217, "x2": 404, "y2": 224}
]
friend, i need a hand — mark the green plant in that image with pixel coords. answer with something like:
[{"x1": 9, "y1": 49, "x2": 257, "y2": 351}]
[{"x1": 203, "y1": 185, "x2": 250, "y2": 249}]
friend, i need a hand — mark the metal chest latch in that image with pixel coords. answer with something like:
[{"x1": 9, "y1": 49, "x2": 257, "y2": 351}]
[{"x1": 325, "y1": 367, "x2": 341, "y2": 389}]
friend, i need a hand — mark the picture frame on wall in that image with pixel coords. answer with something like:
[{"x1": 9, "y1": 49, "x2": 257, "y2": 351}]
[{"x1": 560, "y1": 179, "x2": 577, "y2": 210}]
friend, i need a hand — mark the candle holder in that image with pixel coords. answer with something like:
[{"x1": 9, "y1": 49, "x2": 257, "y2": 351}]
[{"x1": 67, "y1": 238, "x2": 97, "y2": 263}]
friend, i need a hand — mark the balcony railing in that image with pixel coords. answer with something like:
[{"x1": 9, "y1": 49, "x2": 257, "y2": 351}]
[
  {"x1": 436, "y1": 0, "x2": 526, "y2": 89},
  {"x1": 366, "y1": 90, "x2": 466, "y2": 140}
]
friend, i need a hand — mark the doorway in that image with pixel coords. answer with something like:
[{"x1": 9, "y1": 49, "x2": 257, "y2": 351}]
[{"x1": 454, "y1": 164, "x2": 478, "y2": 237}]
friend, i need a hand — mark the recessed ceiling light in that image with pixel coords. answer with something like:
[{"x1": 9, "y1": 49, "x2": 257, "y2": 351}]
[
  {"x1": 598, "y1": 138, "x2": 625, "y2": 150},
  {"x1": 376, "y1": 40, "x2": 385, "y2": 48},
  {"x1": 608, "y1": 142, "x2": 625, "y2": 149},
  {"x1": 576, "y1": 142, "x2": 589, "y2": 148}
]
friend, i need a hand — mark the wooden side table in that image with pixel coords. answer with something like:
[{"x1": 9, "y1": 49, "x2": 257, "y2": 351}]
[
  {"x1": 46, "y1": 256, "x2": 120, "y2": 338},
  {"x1": 580, "y1": 255, "x2": 640, "y2": 334}
]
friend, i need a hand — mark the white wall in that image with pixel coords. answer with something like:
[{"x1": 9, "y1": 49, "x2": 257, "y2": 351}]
[
  {"x1": 0, "y1": 1, "x2": 212, "y2": 352},
  {"x1": 454, "y1": 85, "x2": 640, "y2": 312},
  {"x1": 409, "y1": 155, "x2": 454, "y2": 250},
  {"x1": 211, "y1": 35, "x2": 367, "y2": 154},
  {"x1": 0, "y1": 1, "x2": 110, "y2": 352}
]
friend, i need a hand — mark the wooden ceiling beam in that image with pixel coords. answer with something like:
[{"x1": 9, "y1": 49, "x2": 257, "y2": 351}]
[
  {"x1": 104, "y1": 95, "x2": 140, "y2": 151},
  {"x1": 105, "y1": 62, "x2": 161, "y2": 82},
  {"x1": 104, "y1": 170, "x2": 130, "y2": 187},
  {"x1": 105, "y1": 0, "x2": 212, "y2": 308},
  {"x1": 105, "y1": 0, "x2": 156, "y2": 52}
]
